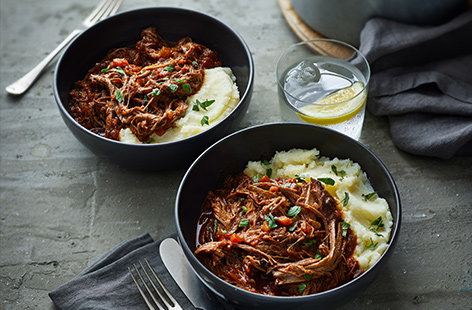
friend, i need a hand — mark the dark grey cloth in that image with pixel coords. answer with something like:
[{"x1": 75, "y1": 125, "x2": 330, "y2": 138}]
[
  {"x1": 49, "y1": 234, "x2": 197, "y2": 310},
  {"x1": 359, "y1": 10, "x2": 472, "y2": 158}
]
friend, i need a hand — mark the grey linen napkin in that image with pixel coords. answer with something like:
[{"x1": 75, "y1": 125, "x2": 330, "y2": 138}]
[
  {"x1": 359, "y1": 10, "x2": 472, "y2": 158},
  {"x1": 49, "y1": 233, "x2": 197, "y2": 310}
]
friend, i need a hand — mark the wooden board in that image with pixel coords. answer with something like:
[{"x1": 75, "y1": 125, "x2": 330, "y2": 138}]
[{"x1": 278, "y1": 0, "x2": 359, "y2": 59}]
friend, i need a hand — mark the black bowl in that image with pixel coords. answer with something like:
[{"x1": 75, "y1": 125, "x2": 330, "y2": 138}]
[
  {"x1": 54, "y1": 7, "x2": 254, "y2": 170},
  {"x1": 176, "y1": 123, "x2": 401, "y2": 309}
]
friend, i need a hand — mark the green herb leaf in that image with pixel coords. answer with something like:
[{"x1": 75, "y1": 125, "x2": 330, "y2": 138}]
[
  {"x1": 143, "y1": 96, "x2": 149, "y2": 103},
  {"x1": 317, "y1": 177, "x2": 335, "y2": 186},
  {"x1": 362, "y1": 192, "x2": 377, "y2": 201},
  {"x1": 315, "y1": 253, "x2": 324, "y2": 260},
  {"x1": 101, "y1": 66, "x2": 110, "y2": 72},
  {"x1": 173, "y1": 78, "x2": 186, "y2": 83},
  {"x1": 192, "y1": 61, "x2": 198, "y2": 67},
  {"x1": 112, "y1": 66, "x2": 125, "y2": 75},
  {"x1": 288, "y1": 224, "x2": 297, "y2": 232},
  {"x1": 192, "y1": 104, "x2": 199, "y2": 111},
  {"x1": 262, "y1": 160, "x2": 271, "y2": 166},
  {"x1": 341, "y1": 192, "x2": 349, "y2": 207},
  {"x1": 164, "y1": 64, "x2": 175, "y2": 72},
  {"x1": 264, "y1": 214, "x2": 277, "y2": 229},
  {"x1": 168, "y1": 84, "x2": 178, "y2": 92},
  {"x1": 221, "y1": 229, "x2": 227, "y2": 235},
  {"x1": 115, "y1": 89, "x2": 123, "y2": 103},
  {"x1": 295, "y1": 174, "x2": 308, "y2": 183},
  {"x1": 287, "y1": 206, "x2": 301, "y2": 218},
  {"x1": 303, "y1": 239, "x2": 316, "y2": 246},
  {"x1": 196, "y1": 99, "x2": 215, "y2": 111},
  {"x1": 369, "y1": 216, "x2": 384, "y2": 232},
  {"x1": 342, "y1": 221, "x2": 350, "y2": 237},
  {"x1": 298, "y1": 283, "x2": 307, "y2": 293},
  {"x1": 366, "y1": 238, "x2": 378, "y2": 250},
  {"x1": 253, "y1": 175, "x2": 260, "y2": 183},
  {"x1": 331, "y1": 165, "x2": 346, "y2": 177},
  {"x1": 148, "y1": 88, "x2": 161, "y2": 96},
  {"x1": 303, "y1": 274, "x2": 313, "y2": 281},
  {"x1": 266, "y1": 168, "x2": 272, "y2": 178},
  {"x1": 242, "y1": 206, "x2": 248, "y2": 212},
  {"x1": 200, "y1": 115, "x2": 209, "y2": 126},
  {"x1": 239, "y1": 219, "x2": 249, "y2": 227},
  {"x1": 213, "y1": 220, "x2": 218, "y2": 232},
  {"x1": 182, "y1": 83, "x2": 192, "y2": 93}
]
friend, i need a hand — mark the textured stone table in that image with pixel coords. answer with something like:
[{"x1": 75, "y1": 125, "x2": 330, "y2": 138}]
[{"x1": 1, "y1": 0, "x2": 471, "y2": 309}]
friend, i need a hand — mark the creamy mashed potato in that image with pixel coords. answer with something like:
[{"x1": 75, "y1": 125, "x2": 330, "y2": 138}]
[
  {"x1": 119, "y1": 67, "x2": 239, "y2": 144},
  {"x1": 244, "y1": 148, "x2": 393, "y2": 271}
]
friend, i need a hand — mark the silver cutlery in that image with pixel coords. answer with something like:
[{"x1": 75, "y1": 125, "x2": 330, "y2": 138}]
[
  {"x1": 160, "y1": 238, "x2": 223, "y2": 310},
  {"x1": 129, "y1": 259, "x2": 183, "y2": 310},
  {"x1": 5, "y1": 0, "x2": 122, "y2": 95}
]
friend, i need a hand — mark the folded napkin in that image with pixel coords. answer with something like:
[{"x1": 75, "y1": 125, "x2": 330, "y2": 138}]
[
  {"x1": 359, "y1": 10, "x2": 472, "y2": 158},
  {"x1": 49, "y1": 234, "x2": 199, "y2": 310}
]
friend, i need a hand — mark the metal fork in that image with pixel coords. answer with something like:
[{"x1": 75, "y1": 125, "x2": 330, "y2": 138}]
[
  {"x1": 5, "y1": 0, "x2": 122, "y2": 95},
  {"x1": 129, "y1": 259, "x2": 183, "y2": 310}
]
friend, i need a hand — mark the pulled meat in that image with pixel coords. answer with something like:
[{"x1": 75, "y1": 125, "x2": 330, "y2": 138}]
[
  {"x1": 195, "y1": 174, "x2": 362, "y2": 296},
  {"x1": 69, "y1": 27, "x2": 221, "y2": 142}
]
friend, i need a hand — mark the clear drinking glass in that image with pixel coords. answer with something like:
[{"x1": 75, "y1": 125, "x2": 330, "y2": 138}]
[{"x1": 276, "y1": 39, "x2": 370, "y2": 140}]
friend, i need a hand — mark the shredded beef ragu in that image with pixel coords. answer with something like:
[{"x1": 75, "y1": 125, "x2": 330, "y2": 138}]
[
  {"x1": 69, "y1": 27, "x2": 221, "y2": 142},
  {"x1": 196, "y1": 174, "x2": 362, "y2": 296}
]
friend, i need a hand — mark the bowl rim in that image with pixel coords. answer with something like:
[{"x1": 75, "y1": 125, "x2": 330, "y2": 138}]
[
  {"x1": 175, "y1": 122, "x2": 402, "y2": 301},
  {"x1": 53, "y1": 6, "x2": 254, "y2": 147}
]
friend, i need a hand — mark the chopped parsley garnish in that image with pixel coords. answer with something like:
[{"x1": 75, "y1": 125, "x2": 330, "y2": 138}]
[
  {"x1": 112, "y1": 66, "x2": 125, "y2": 75},
  {"x1": 298, "y1": 283, "x2": 307, "y2": 293},
  {"x1": 182, "y1": 83, "x2": 192, "y2": 93},
  {"x1": 303, "y1": 239, "x2": 316, "y2": 246},
  {"x1": 200, "y1": 115, "x2": 209, "y2": 126},
  {"x1": 369, "y1": 216, "x2": 384, "y2": 232},
  {"x1": 101, "y1": 66, "x2": 110, "y2": 72},
  {"x1": 341, "y1": 192, "x2": 349, "y2": 207},
  {"x1": 143, "y1": 96, "x2": 149, "y2": 103},
  {"x1": 253, "y1": 175, "x2": 260, "y2": 183},
  {"x1": 288, "y1": 224, "x2": 297, "y2": 232},
  {"x1": 262, "y1": 160, "x2": 271, "y2": 166},
  {"x1": 172, "y1": 78, "x2": 186, "y2": 83},
  {"x1": 331, "y1": 165, "x2": 346, "y2": 178},
  {"x1": 168, "y1": 84, "x2": 178, "y2": 92},
  {"x1": 221, "y1": 229, "x2": 227, "y2": 235},
  {"x1": 264, "y1": 214, "x2": 277, "y2": 229},
  {"x1": 266, "y1": 168, "x2": 272, "y2": 178},
  {"x1": 287, "y1": 206, "x2": 301, "y2": 218},
  {"x1": 242, "y1": 206, "x2": 248, "y2": 212},
  {"x1": 213, "y1": 220, "x2": 218, "y2": 232},
  {"x1": 303, "y1": 274, "x2": 313, "y2": 281},
  {"x1": 196, "y1": 99, "x2": 215, "y2": 111},
  {"x1": 341, "y1": 221, "x2": 350, "y2": 237},
  {"x1": 362, "y1": 192, "x2": 377, "y2": 201},
  {"x1": 366, "y1": 238, "x2": 378, "y2": 250},
  {"x1": 315, "y1": 253, "x2": 324, "y2": 260},
  {"x1": 192, "y1": 61, "x2": 198, "y2": 67},
  {"x1": 115, "y1": 89, "x2": 123, "y2": 103},
  {"x1": 164, "y1": 64, "x2": 175, "y2": 72},
  {"x1": 294, "y1": 174, "x2": 307, "y2": 183},
  {"x1": 192, "y1": 104, "x2": 200, "y2": 111},
  {"x1": 239, "y1": 219, "x2": 249, "y2": 227},
  {"x1": 148, "y1": 88, "x2": 160, "y2": 96},
  {"x1": 317, "y1": 177, "x2": 335, "y2": 186}
]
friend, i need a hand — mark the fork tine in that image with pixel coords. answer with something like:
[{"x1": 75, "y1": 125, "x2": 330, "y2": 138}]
[
  {"x1": 102, "y1": 0, "x2": 122, "y2": 19},
  {"x1": 83, "y1": 0, "x2": 111, "y2": 24},
  {"x1": 143, "y1": 259, "x2": 182, "y2": 309},
  {"x1": 140, "y1": 260, "x2": 175, "y2": 309},
  {"x1": 133, "y1": 264, "x2": 165, "y2": 310},
  {"x1": 128, "y1": 267, "x2": 156, "y2": 310}
]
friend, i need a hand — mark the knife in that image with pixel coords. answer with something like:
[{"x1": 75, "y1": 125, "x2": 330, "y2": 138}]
[{"x1": 160, "y1": 238, "x2": 223, "y2": 310}]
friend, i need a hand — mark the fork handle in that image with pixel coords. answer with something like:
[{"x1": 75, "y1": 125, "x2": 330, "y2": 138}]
[{"x1": 5, "y1": 29, "x2": 82, "y2": 95}]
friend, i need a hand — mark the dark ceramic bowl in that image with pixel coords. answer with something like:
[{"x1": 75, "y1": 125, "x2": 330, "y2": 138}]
[
  {"x1": 54, "y1": 7, "x2": 254, "y2": 170},
  {"x1": 176, "y1": 123, "x2": 401, "y2": 309}
]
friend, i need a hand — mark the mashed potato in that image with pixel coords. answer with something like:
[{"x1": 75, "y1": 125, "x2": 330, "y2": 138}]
[
  {"x1": 244, "y1": 148, "x2": 393, "y2": 271},
  {"x1": 119, "y1": 67, "x2": 239, "y2": 143}
]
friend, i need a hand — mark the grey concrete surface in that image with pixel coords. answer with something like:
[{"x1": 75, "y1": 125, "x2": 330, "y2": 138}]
[{"x1": 1, "y1": 0, "x2": 471, "y2": 309}]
